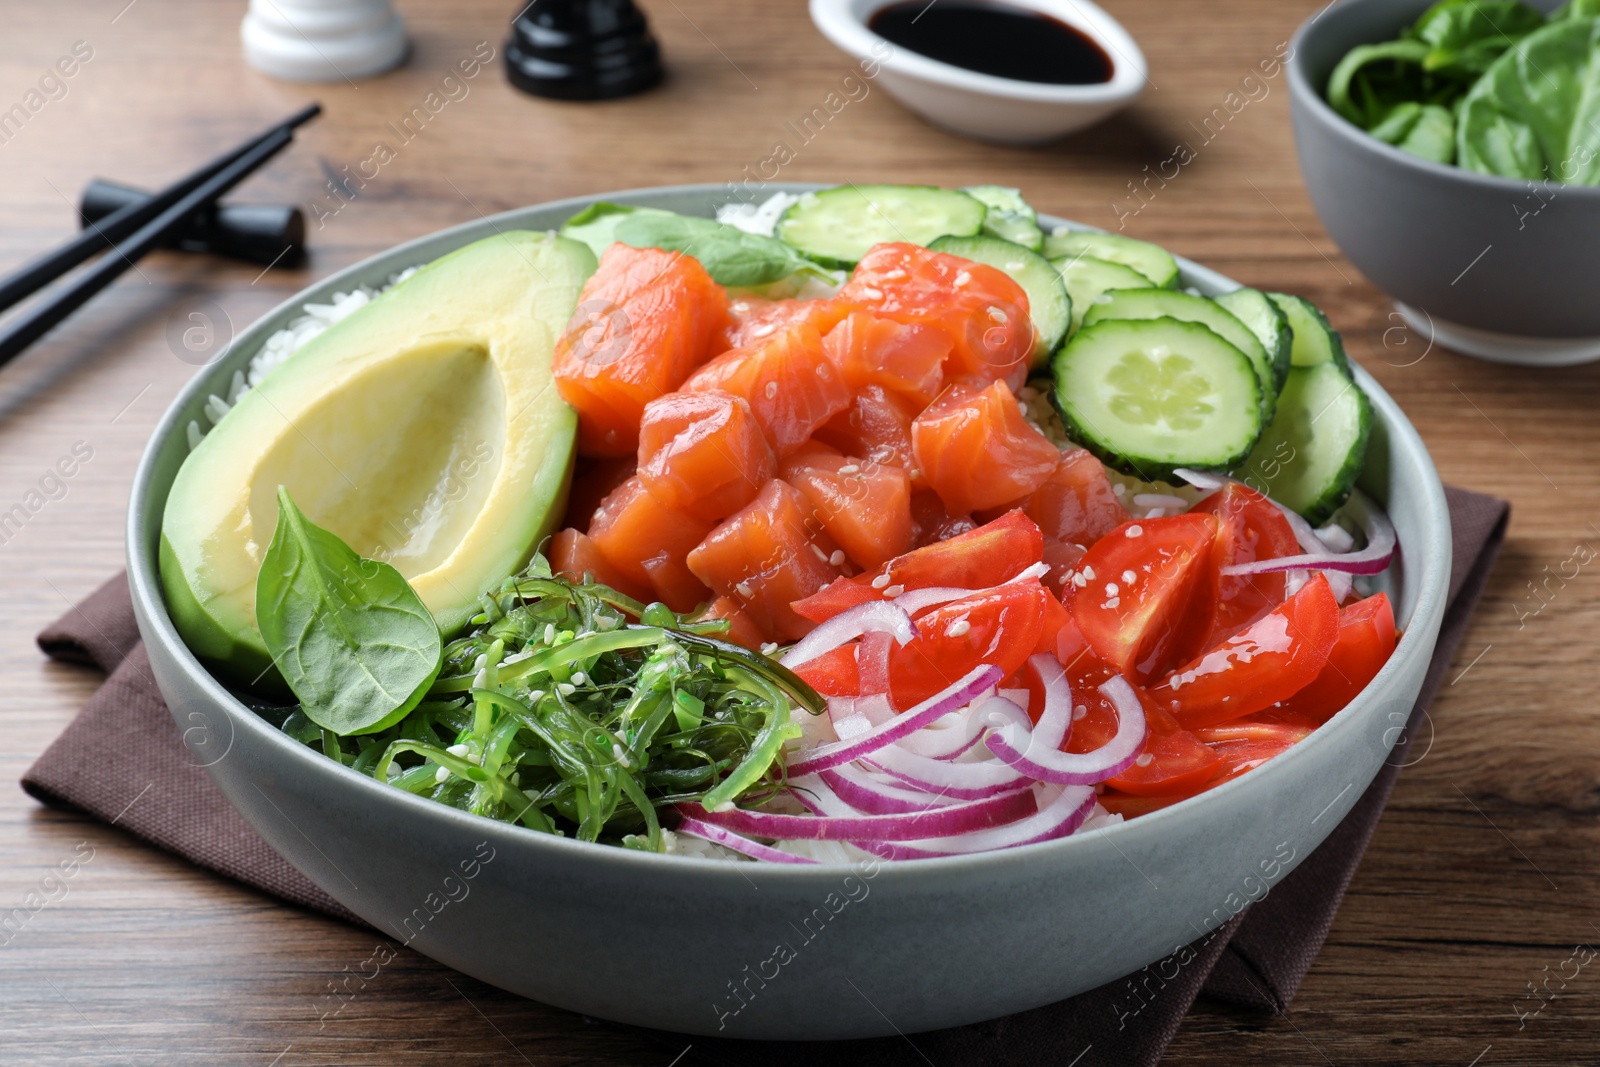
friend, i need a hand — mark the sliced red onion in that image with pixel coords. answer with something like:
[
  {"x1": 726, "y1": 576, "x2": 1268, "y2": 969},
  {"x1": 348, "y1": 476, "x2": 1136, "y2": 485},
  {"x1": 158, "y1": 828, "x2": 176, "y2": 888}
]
[
  {"x1": 863, "y1": 743, "x2": 1028, "y2": 799},
  {"x1": 859, "y1": 784, "x2": 1098, "y2": 859},
  {"x1": 781, "y1": 600, "x2": 915, "y2": 669},
  {"x1": 675, "y1": 817, "x2": 819, "y2": 864},
  {"x1": 895, "y1": 696, "x2": 1027, "y2": 760},
  {"x1": 682, "y1": 775, "x2": 1035, "y2": 841},
  {"x1": 1026, "y1": 653, "x2": 1073, "y2": 752},
  {"x1": 1133, "y1": 492, "x2": 1191, "y2": 512},
  {"x1": 1221, "y1": 493, "x2": 1395, "y2": 577},
  {"x1": 985, "y1": 675, "x2": 1147, "y2": 785},
  {"x1": 811, "y1": 765, "x2": 964, "y2": 814},
  {"x1": 1172, "y1": 468, "x2": 1224, "y2": 491},
  {"x1": 829, "y1": 691, "x2": 894, "y2": 731},
  {"x1": 788, "y1": 665, "x2": 1002, "y2": 777}
]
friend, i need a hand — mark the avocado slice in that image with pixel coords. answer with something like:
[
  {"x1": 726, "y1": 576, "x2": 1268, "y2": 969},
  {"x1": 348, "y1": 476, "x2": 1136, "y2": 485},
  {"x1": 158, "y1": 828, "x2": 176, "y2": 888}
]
[{"x1": 160, "y1": 231, "x2": 595, "y2": 685}]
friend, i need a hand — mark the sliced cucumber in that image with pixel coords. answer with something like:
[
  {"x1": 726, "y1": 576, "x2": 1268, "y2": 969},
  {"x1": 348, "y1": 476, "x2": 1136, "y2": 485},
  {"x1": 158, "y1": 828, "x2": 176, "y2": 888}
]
[
  {"x1": 559, "y1": 202, "x2": 673, "y2": 260},
  {"x1": 1216, "y1": 287, "x2": 1292, "y2": 393},
  {"x1": 1236, "y1": 361, "x2": 1373, "y2": 524},
  {"x1": 1268, "y1": 293, "x2": 1351, "y2": 374},
  {"x1": 1082, "y1": 288, "x2": 1277, "y2": 425},
  {"x1": 930, "y1": 233, "x2": 1070, "y2": 367},
  {"x1": 1043, "y1": 230, "x2": 1180, "y2": 289},
  {"x1": 1050, "y1": 317, "x2": 1264, "y2": 479},
  {"x1": 961, "y1": 185, "x2": 1044, "y2": 251},
  {"x1": 775, "y1": 185, "x2": 987, "y2": 269},
  {"x1": 1051, "y1": 255, "x2": 1153, "y2": 335}
]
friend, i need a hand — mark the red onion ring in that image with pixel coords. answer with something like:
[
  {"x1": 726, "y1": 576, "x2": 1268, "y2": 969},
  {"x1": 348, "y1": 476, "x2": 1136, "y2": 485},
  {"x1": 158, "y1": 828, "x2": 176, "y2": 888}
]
[
  {"x1": 781, "y1": 600, "x2": 915, "y2": 669},
  {"x1": 811, "y1": 765, "x2": 970, "y2": 814},
  {"x1": 859, "y1": 784, "x2": 1098, "y2": 859},
  {"x1": 682, "y1": 775, "x2": 1035, "y2": 841},
  {"x1": 674, "y1": 817, "x2": 819, "y2": 863}
]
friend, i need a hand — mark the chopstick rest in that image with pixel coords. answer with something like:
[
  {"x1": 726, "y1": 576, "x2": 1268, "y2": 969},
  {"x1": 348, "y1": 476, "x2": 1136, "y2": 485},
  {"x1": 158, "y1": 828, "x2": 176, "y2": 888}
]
[{"x1": 79, "y1": 179, "x2": 304, "y2": 269}]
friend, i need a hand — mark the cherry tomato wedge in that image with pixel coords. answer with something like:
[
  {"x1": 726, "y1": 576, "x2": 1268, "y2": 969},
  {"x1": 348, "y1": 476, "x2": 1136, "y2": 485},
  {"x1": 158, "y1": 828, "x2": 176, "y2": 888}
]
[
  {"x1": 1192, "y1": 483, "x2": 1301, "y2": 643},
  {"x1": 887, "y1": 581, "x2": 1048, "y2": 710},
  {"x1": 789, "y1": 644, "x2": 860, "y2": 698},
  {"x1": 1068, "y1": 514, "x2": 1221, "y2": 683},
  {"x1": 1192, "y1": 720, "x2": 1313, "y2": 785},
  {"x1": 1267, "y1": 592, "x2": 1397, "y2": 728},
  {"x1": 1105, "y1": 727, "x2": 1224, "y2": 797},
  {"x1": 1153, "y1": 573, "x2": 1341, "y2": 730}
]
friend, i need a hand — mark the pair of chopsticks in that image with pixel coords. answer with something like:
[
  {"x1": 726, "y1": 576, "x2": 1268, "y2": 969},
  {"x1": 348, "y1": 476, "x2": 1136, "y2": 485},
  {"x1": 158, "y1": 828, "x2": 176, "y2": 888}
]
[{"x1": 0, "y1": 103, "x2": 321, "y2": 369}]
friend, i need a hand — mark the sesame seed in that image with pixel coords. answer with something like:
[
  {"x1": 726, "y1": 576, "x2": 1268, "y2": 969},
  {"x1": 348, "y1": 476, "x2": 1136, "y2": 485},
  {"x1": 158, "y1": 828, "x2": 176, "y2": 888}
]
[
  {"x1": 812, "y1": 543, "x2": 829, "y2": 561},
  {"x1": 544, "y1": 623, "x2": 556, "y2": 644},
  {"x1": 1073, "y1": 705, "x2": 1088, "y2": 720},
  {"x1": 557, "y1": 682, "x2": 577, "y2": 697},
  {"x1": 1104, "y1": 596, "x2": 1121, "y2": 609},
  {"x1": 838, "y1": 463, "x2": 860, "y2": 475},
  {"x1": 884, "y1": 268, "x2": 908, "y2": 280},
  {"x1": 1082, "y1": 565, "x2": 1096, "y2": 580},
  {"x1": 434, "y1": 765, "x2": 451, "y2": 783},
  {"x1": 570, "y1": 671, "x2": 587, "y2": 686},
  {"x1": 1105, "y1": 583, "x2": 1119, "y2": 597},
  {"x1": 884, "y1": 584, "x2": 905, "y2": 598},
  {"x1": 871, "y1": 573, "x2": 891, "y2": 589},
  {"x1": 447, "y1": 743, "x2": 470, "y2": 758},
  {"x1": 1135, "y1": 753, "x2": 1153, "y2": 768},
  {"x1": 954, "y1": 271, "x2": 972, "y2": 287},
  {"x1": 861, "y1": 286, "x2": 884, "y2": 300},
  {"x1": 987, "y1": 305, "x2": 1008, "y2": 323},
  {"x1": 760, "y1": 641, "x2": 780, "y2": 656},
  {"x1": 472, "y1": 668, "x2": 488, "y2": 689},
  {"x1": 765, "y1": 381, "x2": 779, "y2": 400},
  {"x1": 751, "y1": 323, "x2": 776, "y2": 338},
  {"x1": 1071, "y1": 573, "x2": 1089, "y2": 588},
  {"x1": 527, "y1": 689, "x2": 545, "y2": 702},
  {"x1": 1122, "y1": 570, "x2": 1137, "y2": 585},
  {"x1": 472, "y1": 653, "x2": 488, "y2": 671},
  {"x1": 945, "y1": 619, "x2": 971, "y2": 638},
  {"x1": 736, "y1": 581, "x2": 755, "y2": 598},
  {"x1": 612, "y1": 742, "x2": 633, "y2": 769},
  {"x1": 829, "y1": 549, "x2": 846, "y2": 566},
  {"x1": 1126, "y1": 525, "x2": 1143, "y2": 538}
]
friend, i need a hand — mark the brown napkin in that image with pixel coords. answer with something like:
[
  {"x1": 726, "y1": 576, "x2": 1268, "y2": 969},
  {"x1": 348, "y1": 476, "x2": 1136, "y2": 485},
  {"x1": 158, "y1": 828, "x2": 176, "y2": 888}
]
[{"x1": 23, "y1": 487, "x2": 1508, "y2": 1066}]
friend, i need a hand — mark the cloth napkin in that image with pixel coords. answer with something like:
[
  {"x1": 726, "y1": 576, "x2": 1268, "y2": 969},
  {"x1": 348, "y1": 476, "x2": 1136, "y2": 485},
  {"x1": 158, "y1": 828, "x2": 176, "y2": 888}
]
[{"x1": 23, "y1": 487, "x2": 1508, "y2": 1066}]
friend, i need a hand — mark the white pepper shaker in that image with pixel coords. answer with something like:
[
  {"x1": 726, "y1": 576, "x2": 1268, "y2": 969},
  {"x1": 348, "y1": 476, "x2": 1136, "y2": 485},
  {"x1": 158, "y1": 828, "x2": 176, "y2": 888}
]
[{"x1": 241, "y1": 0, "x2": 408, "y2": 82}]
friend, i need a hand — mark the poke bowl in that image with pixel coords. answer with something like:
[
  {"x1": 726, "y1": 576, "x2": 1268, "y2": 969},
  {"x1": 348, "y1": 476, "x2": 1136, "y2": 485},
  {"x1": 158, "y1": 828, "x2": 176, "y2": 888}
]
[{"x1": 128, "y1": 182, "x2": 1451, "y2": 1039}]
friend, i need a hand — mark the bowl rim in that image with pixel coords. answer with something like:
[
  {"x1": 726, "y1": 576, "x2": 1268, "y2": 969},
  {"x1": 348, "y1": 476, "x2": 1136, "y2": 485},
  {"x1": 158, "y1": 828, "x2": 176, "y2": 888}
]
[
  {"x1": 127, "y1": 181, "x2": 1452, "y2": 882},
  {"x1": 1287, "y1": 0, "x2": 1600, "y2": 200},
  {"x1": 808, "y1": 0, "x2": 1147, "y2": 104}
]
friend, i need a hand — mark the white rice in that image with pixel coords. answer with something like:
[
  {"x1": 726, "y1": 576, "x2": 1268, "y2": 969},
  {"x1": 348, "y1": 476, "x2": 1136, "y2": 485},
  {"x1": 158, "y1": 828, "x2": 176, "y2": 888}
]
[
  {"x1": 185, "y1": 266, "x2": 420, "y2": 450},
  {"x1": 715, "y1": 191, "x2": 799, "y2": 237}
]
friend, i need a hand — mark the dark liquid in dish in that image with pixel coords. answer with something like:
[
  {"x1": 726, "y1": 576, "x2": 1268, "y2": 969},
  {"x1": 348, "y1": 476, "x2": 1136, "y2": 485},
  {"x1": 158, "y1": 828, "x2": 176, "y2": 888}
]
[{"x1": 868, "y1": 1, "x2": 1114, "y2": 86}]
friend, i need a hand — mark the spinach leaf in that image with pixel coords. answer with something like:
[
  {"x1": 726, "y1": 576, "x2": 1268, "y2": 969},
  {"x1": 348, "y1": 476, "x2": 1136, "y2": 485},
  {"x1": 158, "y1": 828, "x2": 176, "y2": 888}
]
[
  {"x1": 1369, "y1": 101, "x2": 1459, "y2": 163},
  {"x1": 256, "y1": 487, "x2": 442, "y2": 736},
  {"x1": 1410, "y1": 0, "x2": 1547, "y2": 76},
  {"x1": 558, "y1": 202, "x2": 674, "y2": 260},
  {"x1": 1328, "y1": 39, "x2": 1435, "y2": 127},
  {"x1": 613, "y1": 212, "x2": 825, "y2": 288},
  {"x1": 1458, "y1": 17, "x2": 1600, "y2": 184},
  {"x1": 1554, "y1": 0, "x2": 1600, "y2": 21}
]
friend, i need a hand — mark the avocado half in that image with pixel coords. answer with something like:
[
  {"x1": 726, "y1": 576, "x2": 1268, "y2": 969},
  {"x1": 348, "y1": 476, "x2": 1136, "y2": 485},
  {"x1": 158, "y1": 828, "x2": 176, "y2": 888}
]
[{"x1": 159, "y1": 231, "x2": 596, "y2": 684}]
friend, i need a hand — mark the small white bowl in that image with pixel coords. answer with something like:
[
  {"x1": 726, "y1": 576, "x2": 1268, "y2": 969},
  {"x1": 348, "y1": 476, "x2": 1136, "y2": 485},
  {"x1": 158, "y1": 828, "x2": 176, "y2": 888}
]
[{"x1": 810, "y1": 0, "x2": 1146, "y2": 144}]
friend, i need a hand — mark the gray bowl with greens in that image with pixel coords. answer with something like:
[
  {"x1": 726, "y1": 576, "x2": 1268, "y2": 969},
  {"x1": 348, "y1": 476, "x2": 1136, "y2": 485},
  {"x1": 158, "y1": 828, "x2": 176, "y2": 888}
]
[{"x1": 1288, "y1": 0, "x2": 1600, "y2": 364}]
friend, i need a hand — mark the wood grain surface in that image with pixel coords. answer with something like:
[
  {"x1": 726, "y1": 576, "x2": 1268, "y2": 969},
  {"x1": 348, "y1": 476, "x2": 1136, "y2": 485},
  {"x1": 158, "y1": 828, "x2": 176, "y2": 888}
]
[{"x1": 2, "y1": 1, "x2": 1596, "y2": 1063}]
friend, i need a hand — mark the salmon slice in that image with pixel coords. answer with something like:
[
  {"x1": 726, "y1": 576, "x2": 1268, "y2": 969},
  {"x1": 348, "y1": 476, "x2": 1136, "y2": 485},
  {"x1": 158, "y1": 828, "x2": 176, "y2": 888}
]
[
  {"x1": 586, "y1": 475, "x2": 713, "y2": 611},
  {"x1": 686, "y1": 479, "x2": 846, "y2": 642},
  {"x1": 781, "y1": 449, "x2": 913, "y2": 571},
  {"x1": 1022, "y1": 447, "x2": 1130, "y2": 548},
  {"x1": 821, "y1": 310, "x2": 949, "y2": 408},
  {"x1": 637, "y1": 389, "x2": 774, "y2": 523},
  {"x1": 835, "y1": 243, "x2": 1034, "y2": 391},
  {"x1": 565, "y1": 454, "x2": 638, "y2": 533},
  {"x1": 548, "y1": 527, "x2": 652, "y2": 602},
  {"x1": 812, "y1": 384, "x2": 921, "y2": 480},
  {"x1": 554, "y1": 245, "x2": 729, "y2": 457},
  {"x1": 723, "y1": 296, "x2": 847, "y2": 351},
  {"x1": 912, "y1": 380, "x2": 1060, "y2": 515},
  {"x1": 682, "y1": 324, "x2": 851, "y2": 456},
  {"x1": 695, "y1": 595, "x2": 771, "y2": 650}
]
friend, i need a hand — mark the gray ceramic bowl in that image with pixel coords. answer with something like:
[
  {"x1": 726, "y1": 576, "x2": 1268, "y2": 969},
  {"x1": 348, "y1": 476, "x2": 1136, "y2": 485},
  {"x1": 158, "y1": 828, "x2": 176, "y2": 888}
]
[
  {"x1": 1289, "y1": 0, "x2": 1600, "y2": 365},
  {"x1": 128, "y1": 183, "x2": 1451, "y2": 1040}
]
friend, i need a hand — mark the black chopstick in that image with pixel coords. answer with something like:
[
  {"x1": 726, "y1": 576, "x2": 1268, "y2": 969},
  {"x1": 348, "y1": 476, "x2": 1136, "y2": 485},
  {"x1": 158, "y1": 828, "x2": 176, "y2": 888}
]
[
  {"x1": 0, "y1": 104, "x2": 320, "y2": 315},
  {"x1": 0, "y1": 125, "x2": 301, "y2": 369}
]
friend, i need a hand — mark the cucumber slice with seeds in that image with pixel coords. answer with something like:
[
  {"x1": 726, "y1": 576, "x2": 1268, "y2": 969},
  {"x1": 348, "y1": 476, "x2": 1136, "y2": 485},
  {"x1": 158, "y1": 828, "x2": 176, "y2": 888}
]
[
  {"x1": 1082, "y1": 288, "x2": 1278, "y2": 425},
  {"x1": 930, "y1": 233, "x2": 1070, "y2": 366},
  {"x1": 1235, "y1": 360, "x2": 1372, "y2": 524},
  {"x1": 1050, "y1": 317, "x2": 1264, "y2": 479},
  {"x1": 1268, "y1": 293, "x2": 1351, "y2": 374},
  {"x1": 962, "y1": 185, "x2": 1044, "y2": 251},
  {"x1": 775, "y1": 185, "x2": 987, "y2": 269},
  {"x1": 1051, "y1": 255, "x2": 1153, "y2": 334},
  {"x1": 1216, "y1": 287, "x2": 1292, "y2": 393},
  {"x1": 1043, "y1": 231, "x2": 1180, "y2": 289}
]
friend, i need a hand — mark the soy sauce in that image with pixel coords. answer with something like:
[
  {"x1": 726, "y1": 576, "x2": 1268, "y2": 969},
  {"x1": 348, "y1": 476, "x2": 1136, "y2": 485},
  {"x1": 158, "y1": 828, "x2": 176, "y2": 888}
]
[{"x1": 868, "y1": 1, "x2": 1113, "y2": 86}]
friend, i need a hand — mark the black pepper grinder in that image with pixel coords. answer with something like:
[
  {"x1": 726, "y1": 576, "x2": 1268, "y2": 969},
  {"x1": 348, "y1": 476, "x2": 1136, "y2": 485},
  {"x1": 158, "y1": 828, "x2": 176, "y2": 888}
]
[{"x1": 504, "y1": 0, "x2": 664, "y2": 100}]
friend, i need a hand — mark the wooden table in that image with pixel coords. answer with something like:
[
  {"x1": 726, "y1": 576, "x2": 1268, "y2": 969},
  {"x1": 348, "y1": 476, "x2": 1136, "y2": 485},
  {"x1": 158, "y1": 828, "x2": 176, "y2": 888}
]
[{"x1": 2, "y1": 1, "x2": 1594, "y2": 1062}]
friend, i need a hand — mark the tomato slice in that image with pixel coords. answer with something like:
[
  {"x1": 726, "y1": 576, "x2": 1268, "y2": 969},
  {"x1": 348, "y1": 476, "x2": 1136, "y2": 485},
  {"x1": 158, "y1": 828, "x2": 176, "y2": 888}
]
[
  {"x1": 1192, "y1": 720, "x2": 1313, "y2": 784},
  {"x1": 790, "y1": 643, "x2": 861, "y2": 697},
  {"x1": 1192, "y1": 483, "x2": 1302, "y2": 643},
  {"x1": 888, "y1": 581, "x2": 1048, "y2": 709},
  {"x1": 1068, "y1": 514, "x2": 1221, "y2": 683},
  {"x1": 1105, "y1": 727, "x2": 1224, "y2": 797},
  {"x1": 1152, "y1": 573, "x2": 1341, "y2": 730},
  {"x1": 1267, "y1": 592, "x2": 1397, "y2": 728}
]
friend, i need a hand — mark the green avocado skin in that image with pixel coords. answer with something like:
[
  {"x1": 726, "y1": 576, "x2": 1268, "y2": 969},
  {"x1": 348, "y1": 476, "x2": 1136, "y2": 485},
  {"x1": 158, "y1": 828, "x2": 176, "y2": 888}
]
[{"x1": 158, "y1": 231, "x2": 595, "y2": 690}]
